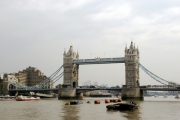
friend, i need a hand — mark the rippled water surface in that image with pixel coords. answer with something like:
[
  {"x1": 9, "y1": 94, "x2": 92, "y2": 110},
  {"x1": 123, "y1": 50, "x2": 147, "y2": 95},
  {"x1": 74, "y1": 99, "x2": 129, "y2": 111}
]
[{"x1": 0, "y1": 96, "x2": 180, "y2": 120}]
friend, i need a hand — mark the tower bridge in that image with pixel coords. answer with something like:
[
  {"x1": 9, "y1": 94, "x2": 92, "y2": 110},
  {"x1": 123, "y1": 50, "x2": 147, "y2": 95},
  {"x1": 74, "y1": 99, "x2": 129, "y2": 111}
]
[
  {"x1": 5, "y1": 41, "x2": 179, "y2": 100},
  {"x1": 59, "y1": 41, "x2": 141, "y2": 100}
]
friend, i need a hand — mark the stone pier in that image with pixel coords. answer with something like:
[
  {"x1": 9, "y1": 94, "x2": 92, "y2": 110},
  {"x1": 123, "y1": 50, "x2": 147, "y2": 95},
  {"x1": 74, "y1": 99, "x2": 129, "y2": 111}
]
[
  {"x1": 58, "y1": 88, "x2": 83, "y2": 100},
  {"x1": 121, "y1": 88, "x2": 144, "y2": 100}
]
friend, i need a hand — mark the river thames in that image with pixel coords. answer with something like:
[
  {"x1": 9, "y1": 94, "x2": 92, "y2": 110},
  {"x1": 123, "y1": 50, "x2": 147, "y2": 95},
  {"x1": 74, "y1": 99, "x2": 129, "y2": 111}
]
[{"x1": 0, "y1": 96, "x2": 180, "y2": 120}]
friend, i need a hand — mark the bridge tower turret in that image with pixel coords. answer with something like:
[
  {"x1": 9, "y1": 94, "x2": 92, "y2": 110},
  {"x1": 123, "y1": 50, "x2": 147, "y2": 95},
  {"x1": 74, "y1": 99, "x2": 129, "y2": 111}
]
[
  {"x1": 122, "y1": 41, "x2": 143, "y2": 100},
  {"x1": 63, "y1": 45, "x2": 79, "y2": 88}
]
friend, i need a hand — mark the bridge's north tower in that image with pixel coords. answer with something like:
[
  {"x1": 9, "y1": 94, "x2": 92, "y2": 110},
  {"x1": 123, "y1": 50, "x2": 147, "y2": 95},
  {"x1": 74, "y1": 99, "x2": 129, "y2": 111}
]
[
  {"x1": 58, "y1": 45, "x2": 82, "y2": 99},
  {"x1": 63, "y1": 45, "x2": 79, "y2": 88}
]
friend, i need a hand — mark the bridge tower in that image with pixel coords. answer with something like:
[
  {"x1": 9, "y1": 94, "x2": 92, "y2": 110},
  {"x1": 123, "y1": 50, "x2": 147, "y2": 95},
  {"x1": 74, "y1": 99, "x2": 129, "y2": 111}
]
[
  {"x1": 121, "y1": 41, "x2": 143, "y2": 100},
  {"x1": 63, "y1": 45, "x2": 79, "y2": 88},
  {"x1": 58, "y1": 45, "x2": 82, "y2": 99}
]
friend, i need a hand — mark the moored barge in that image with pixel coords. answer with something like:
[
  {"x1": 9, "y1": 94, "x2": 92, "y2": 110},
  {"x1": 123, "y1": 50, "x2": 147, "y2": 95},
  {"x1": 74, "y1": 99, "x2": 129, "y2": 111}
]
[{"x1": 106, "y1": 102, "x2": 138, "y2": 110}]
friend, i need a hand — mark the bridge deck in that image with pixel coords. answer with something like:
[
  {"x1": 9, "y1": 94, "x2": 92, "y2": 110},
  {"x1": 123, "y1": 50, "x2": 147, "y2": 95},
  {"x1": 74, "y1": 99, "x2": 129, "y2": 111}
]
[
  {"x1": 8, "y1": 87, "x2": 180, "y2": 93},
  {"x1": 140, "y1": 88, "x2": 180, "y2": 91},
  {"x1": 72, "y1": 57, "x2": 125, "y2": 65}
]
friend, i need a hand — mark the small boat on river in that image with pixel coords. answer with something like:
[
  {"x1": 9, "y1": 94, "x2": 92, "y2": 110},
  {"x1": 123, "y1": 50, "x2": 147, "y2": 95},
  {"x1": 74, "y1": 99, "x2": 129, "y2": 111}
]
[
  {"x1": 70, "y1": 100, "x2": 83, "y2": 105},
  {"x1": 90, "y1": 92, "x2": 112, "y2": 97},
  {"x1": 163, "y1": 95, "x2": 168, "y2": 98},
  {"x1": 175, "y1": 94, "x2": 180, "y2": 99},
  {"x1": 0, "y1": 95, "x2": 16, "y2": 101},
  {"x1": 154, "y1": 95, "x2": 158, "y2": 97},
  {"x1": 0, "y1": 98, "x2": 15, "y2": 101},
  {"x1": 106, "y1": 101, "x2": 138, "y2": 110},
  {"x1": 15, "y1": 95, "x2": 40, "y2": 101}
]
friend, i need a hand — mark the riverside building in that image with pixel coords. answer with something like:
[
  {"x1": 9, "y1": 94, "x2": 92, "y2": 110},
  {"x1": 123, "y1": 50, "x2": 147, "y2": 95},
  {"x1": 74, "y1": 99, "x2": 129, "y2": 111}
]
[
  {"x1": 15, "y1": 66, "x2": 53, "y2": 88},
  {"x1": 1, "y1": 67, "x2": 52, "y2": 95}
]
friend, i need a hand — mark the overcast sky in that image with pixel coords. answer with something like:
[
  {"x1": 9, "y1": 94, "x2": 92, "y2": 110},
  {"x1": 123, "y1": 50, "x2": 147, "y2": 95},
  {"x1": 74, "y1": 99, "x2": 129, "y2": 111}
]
[{"x1": 0, "y1": 0, "x2": 180, "y2": 87}]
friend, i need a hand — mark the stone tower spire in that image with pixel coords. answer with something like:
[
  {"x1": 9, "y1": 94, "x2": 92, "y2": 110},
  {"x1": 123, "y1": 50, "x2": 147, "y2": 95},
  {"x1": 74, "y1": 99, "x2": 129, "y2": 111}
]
[
  {"x1": 125, "y1": 44, "x2": 127, "y2": 53},
  {"x1": 68, "y1": 45, "x2": 74, "y2": 56},
  {"x1": 76, "y1": 51, "x2": 79, "y2": 59},
  {"x1": 129, "y1": 41, "x2": 134, "y2": 50},
  {"x1": 63, "y1": 49, "x2": 66, "y2": 58}
]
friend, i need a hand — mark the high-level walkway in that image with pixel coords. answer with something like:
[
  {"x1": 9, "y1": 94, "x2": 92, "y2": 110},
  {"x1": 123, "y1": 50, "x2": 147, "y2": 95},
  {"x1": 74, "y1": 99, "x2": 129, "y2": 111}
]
[{"x1": 72, "y1": 57, "x2": 125, "y2": 65}]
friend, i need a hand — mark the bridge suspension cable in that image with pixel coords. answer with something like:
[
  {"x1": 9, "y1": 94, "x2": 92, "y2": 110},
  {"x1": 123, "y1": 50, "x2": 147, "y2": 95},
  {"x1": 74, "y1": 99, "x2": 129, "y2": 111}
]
[{"x1": 138, "y1": 63, "x2": 174, "y2": 86}]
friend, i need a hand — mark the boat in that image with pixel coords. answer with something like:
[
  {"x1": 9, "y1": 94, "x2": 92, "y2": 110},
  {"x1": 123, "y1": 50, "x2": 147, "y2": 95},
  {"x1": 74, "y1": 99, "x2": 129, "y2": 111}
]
[
  {"x1": 0, "y1": 95, "x2": 16, "y2": 101},
  {"x1": 70, "y1": 100, "x2": 83, "y2": 105},
  {"x1": 175, "y1": 94, "x2": 180, "y2": 99},
  {"x1": 90, "y1": 92, "x2": 112, "y2": 97},
  {"x1": 0, "y1": 98, "x2": 15, "y2": 101},
  {"x1": 163, "y1": 95, "x2": 168, "y2": 98},
  {"x1": 34, "y1": 93, "x2": 56, "y2": 98},
  {"x1": 106, "y1": 101, "x2": 138, "y2": 110},
  {"x1": 154, "y1": 95, "x2": 158, "y2": 97},
  {"x1": 15, "y1": 96, "x2": 40, "y2": 101}
]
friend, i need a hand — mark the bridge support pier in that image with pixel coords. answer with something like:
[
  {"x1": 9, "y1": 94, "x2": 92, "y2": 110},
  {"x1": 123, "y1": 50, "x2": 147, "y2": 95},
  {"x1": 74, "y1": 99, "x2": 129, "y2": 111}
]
[
  {"x1": 58, "y1": 88, "x2": 83, "y2": 100},
  {"x1": 2, "y1": 81, "x2": 9, "y2": 95},
  {"x1": 121, "y1": 88, "x2": 144, "y2": 100}
]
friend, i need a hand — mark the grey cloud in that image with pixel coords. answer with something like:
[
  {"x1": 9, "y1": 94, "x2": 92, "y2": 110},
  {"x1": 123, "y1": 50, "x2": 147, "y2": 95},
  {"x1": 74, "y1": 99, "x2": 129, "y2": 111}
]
[{"x1": 0, "y1": 0, "x2": 180, "y2": 86}]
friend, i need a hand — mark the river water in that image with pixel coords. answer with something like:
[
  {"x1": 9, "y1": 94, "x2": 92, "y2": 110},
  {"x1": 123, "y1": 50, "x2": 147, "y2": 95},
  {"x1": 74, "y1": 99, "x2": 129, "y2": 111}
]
[{"x1": 0, "y1": 96, "x2": 180, "y2": 120}]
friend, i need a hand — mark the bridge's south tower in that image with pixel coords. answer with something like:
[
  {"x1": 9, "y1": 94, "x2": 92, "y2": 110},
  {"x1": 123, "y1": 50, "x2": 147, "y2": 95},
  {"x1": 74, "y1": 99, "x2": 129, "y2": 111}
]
[
  {"x1": 63, "y1": 45, "x2": 79, "y2": 88},
  {"x1": 125, "y1": 41, "x2": 140, "y2": 88},
  {"x1": 121, "y1": 41, "x2": 143, "y2": 100}
]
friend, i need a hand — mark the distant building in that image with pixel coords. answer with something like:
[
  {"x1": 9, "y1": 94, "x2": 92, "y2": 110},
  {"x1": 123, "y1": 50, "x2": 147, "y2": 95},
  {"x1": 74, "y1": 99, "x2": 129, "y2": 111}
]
[
  {"x1": 0, "y1": 74, "x2": 4, "y2": 79},
  {"x1": 84, "y1": 80, "x2": 92, "y2": 86},
  {"x1": 0, "y1": 67, "x2": 52, "y2": 95},
  {"x1": 93, "y1": 81, "x2": 98, "y2": 86},
  {"x1": 100, "y1": 84, "x2": 108, "y2": 88},
  {"x1": 2, "y1": 74, "x2": 18, "y2": 95},
  {"x1": 0, "y1": 77, "x2": 3, "y2": 95}
]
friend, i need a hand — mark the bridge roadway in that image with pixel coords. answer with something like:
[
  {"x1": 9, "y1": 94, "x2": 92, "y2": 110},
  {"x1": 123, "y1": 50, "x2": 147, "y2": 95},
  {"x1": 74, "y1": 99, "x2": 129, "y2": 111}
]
[
  {"x1": 76, "y1": 88, "x2": 180, "y2": 93},
  {"x1": 140, "y1": 88, "x2": 180, "y2": 91},
  {"x1": 72, "y1": 57, "x2": 125, "y2": 65},
  {"x1": 9, "y1": 87, "x2": 180, "y2": 93},
  {"x1": 76, "y1": 88, "x2": 121, "y2": 93}
]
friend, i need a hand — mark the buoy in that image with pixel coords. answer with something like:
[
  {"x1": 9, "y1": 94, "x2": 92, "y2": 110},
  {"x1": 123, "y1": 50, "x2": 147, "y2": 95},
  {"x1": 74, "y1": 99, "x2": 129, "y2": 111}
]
[
  {"x1": 105, "y1": 99, "x2": 110, "y2": 103},
  {"x1": 94, "y1": 100, "x2": 100, "y2": 104},
  {"x1": 65, "y1": 103, "x2": 70, "y2": 105},
  {"x1": 87, "y1": 101, "x2": 91, "y2": 103},
  {"x1": 117, "y1": 98, "x2": 122, "y2": 102},
  {"x1": 113, "y1": 99, "x2": 118, "y2": 103}
]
